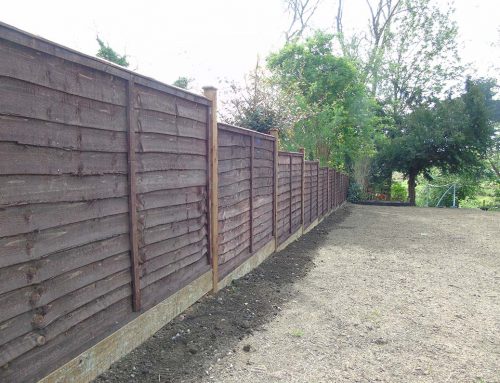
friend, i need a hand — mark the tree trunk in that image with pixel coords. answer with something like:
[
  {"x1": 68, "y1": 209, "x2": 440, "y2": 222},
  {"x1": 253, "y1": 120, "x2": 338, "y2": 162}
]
[{"x1": 408, "y1": 170, "x2": 417, "y2": 206}]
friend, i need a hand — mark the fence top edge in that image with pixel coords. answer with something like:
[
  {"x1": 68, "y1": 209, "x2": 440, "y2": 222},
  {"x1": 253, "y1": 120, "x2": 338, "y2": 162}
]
[
  {"x1": 217, "y1": 123, "x2": 276, "y2": 141},
  {"x1": 0, "y1": 21, "x2": 211, "y2": 106},
  {"x1": 278, "y1": 151, "x2": 303, "y2": 157}
]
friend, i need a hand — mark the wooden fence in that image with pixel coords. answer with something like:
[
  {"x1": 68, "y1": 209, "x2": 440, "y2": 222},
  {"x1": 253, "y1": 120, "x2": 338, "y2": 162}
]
[{"x1": 0, "y1": 22, "x2": 348, "y2": 383}]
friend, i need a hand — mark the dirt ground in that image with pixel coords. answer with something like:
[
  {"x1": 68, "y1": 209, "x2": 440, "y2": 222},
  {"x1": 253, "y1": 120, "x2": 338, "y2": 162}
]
[{"x1": 95, "y1": 204, "x2": 499, "y2": 383}]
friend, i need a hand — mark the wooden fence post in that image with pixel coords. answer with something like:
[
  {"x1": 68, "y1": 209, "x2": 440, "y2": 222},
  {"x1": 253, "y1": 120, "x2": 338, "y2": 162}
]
[
  {"x1": 269, "y1": 128, "x2": 279, "y2": 250},
  {"x1": 289, "y1": 154, "x2": 293, "y2": 234},
  {"x1": 203, "y1": 86, "x2": 219, "y2": 292},
  {"x1": 299, "y1": 148, "x2": 305, "y2": 232},
  {"x1": 126, "y1": 78, "x2": 141, "y2": 312},
  {"x1": 327, "y1": 168, "x2": 330, "y2": 214},
  {"x1": 316, "y1": 162, "x2": 319, "y2": 219},
  {"x1": 249, "y1": 136, "x2": 254, "y2": 253}
]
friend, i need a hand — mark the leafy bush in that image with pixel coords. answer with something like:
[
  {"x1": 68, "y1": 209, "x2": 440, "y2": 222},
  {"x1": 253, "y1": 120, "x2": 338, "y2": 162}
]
[
  {"x1": 391, "y1": 182, "x2": 408, "y2": 201},
  {"x1": 347, "y1": 182, "x2": 363, "y2": 202}
]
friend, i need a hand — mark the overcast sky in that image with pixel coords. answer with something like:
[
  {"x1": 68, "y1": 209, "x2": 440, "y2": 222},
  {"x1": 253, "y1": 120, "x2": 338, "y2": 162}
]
[{"x1": 2, "y1": 0, "x2": 499, "y2": 96}]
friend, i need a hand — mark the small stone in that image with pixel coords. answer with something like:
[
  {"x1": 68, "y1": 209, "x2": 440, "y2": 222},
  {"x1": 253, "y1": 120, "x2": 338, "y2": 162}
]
[{"x1": 243, "y1": 344, "x2": 251, "y2": 352}]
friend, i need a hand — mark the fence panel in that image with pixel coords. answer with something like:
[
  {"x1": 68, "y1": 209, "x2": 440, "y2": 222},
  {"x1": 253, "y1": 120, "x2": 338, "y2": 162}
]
[
  {"x1": 0, "y1": 24, "x2": 211, "y2": 383},
  {"x1": 217, "y1": 124, "x2": 275, "y2": 280},
  {"x1": 304, "y1": 161, "x2": 319, "y2": 226},
  {"x1": 277, "y1": 152, "x2": 303, "y2": 245},
  {"x1": 135, "y1": 84, "x2": 211, "y2": 311}
]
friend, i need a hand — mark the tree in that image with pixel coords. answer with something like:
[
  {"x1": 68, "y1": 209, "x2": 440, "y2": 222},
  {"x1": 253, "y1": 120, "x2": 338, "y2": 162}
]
[
  {"x1": 335, "y1": 0, "x2": 462, "y2": 115},
  {"x1": 378, "y1": 78, "x2": 497, "y2": 205},
  {"x1": 172, "y1": 76, "x2": 193, "y2": 89},
  {"x1": 268, "y1": 32, "x2": 378, "y2": 167},
  {"x1": 221, "y1": 59, "x2": 296, "y2": 135},
  {"x1": 96, "y1": 37, "x2": 129, "y2": 67},
  {"x1": 284, "y1": 0, "x2": 322, "y2": 42}
]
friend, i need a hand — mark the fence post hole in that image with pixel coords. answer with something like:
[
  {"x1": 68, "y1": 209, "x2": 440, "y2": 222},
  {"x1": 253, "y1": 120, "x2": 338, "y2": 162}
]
[
  {"x1": 126, "y1": 78, "x2": 141, "y2": 312},
  {"x1": 203, "y1": 86, "x2": 219, "y2": 292},
  {"x1": 269, "y1": 128, "x2": 279, "y2": 250},
  {"x1": 299, "y1": 148, "x2": 305, "y2": 232}
]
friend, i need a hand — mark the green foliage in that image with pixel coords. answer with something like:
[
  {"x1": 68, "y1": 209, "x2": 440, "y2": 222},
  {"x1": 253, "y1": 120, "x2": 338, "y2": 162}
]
[
  {"x1": 221, "y1": 60, "x2": 295, "y2": 135},
  {"x1": 347, "y1": 182, "x2": 363, "y2": 202},
  {"x1": 377, "y1": 78, "x2": 497, "y2": 203},
  {"x1": 267, "y1": 31, "x2": 379, "y2": 168},
  {"x1": 96, "y1": 37, "x2": 129, "y2": 67},
  {"x1": 172, "y1": 76, "x2": 193, "y2": 89},
  {"x1": 390, "y1": 182, "x2": 407, "y2": 202}
]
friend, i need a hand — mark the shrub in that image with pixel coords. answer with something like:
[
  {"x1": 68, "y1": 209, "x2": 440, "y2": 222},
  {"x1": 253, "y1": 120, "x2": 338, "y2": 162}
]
[
  {"x1": 391, "y1": 182, "x2": 408, "y2": 201},
  {"x1": 347, "y1": 182, "x2": 363, "y2": 202}
]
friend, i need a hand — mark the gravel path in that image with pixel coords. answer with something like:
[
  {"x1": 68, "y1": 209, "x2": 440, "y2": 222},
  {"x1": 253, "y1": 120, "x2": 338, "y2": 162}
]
[
  {"x1": 206, "y1": 205, "x2": 499, "y2": 383},
  {"x1": 96, "y1": 205, "x2": 499, "y2": 383}
]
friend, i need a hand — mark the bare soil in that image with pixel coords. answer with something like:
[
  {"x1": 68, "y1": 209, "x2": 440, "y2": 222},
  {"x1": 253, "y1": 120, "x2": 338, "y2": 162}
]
[{"x1": 95, "y1": 205, "x2": 499, "y2": 383}]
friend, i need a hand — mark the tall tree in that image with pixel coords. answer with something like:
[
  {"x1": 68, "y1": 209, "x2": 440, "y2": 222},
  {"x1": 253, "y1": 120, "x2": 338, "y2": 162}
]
[
  {"x1": 96, "y1": 37, "x2": 129, "y2": 67},
  {"x1": 284, "y1": 0, "x2": 322, "y2": 42},
  {"x1": 379, "y1": 78, "x2": 497, "y2": 205},
  {"x1": 268, "y1": 32, "x2": 378, "y2": 167}
]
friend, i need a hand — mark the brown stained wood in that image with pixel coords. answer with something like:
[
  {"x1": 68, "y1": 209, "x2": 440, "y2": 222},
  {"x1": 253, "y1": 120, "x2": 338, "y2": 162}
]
[
  {"x1": 136, "y1": 170, "x2": 207, "y2": 194},
  {"x1": 218, "y1": 239, "x2": 250, "y2": 265},
  {"x1": 218, "y1": 221, "x2": 250, "y2": 248},
  {"x1": 5, "y1": 270, "x2": 132, "y2": 351},
  {"x1": 219, "y1": 189, "x2": 250, "y2": 208},
  {"x1": 219, "y1": 210, "x2": 250, "y2": 234},
  {"x1": 249, "y1": 136, "x2": 255, "y2": 252},
  {"x1": 139, "y1": 201, "x2": 206, "y2": 230},
  {"x1": 218, "y1": 198, "x2": 251, "y2": 221},
  {"x1": 0, "y1": 22, "x2": 209, "y2": 106},
  {"x1": 218, "y1": 180, "x2": 251, "y2": 198},
  {"x1": 0, "y1": 253, "x2": 131, "y2": 325},
  {"x1": 0, "y1": 115, "x2": 128, "y2": 153},
  {"x1": 218, "y1": 130, "x2": 251, "y2": 147},
  {"x1": 204, "y1": 87, "x2": 219, "y2": 289},
  {"x1": 140, "y1": 227, "x2": 207, "y2": 263},
  {"x1": 218, "y1": 226, "x2": 251, "y2": 254},
  {"x1": 137, "y1": 133, "x2": 206, "y2": 155},
  {"x1": 137, "y1": 153, "x2": 207, "y2": 172},
  {"x1": 0, "y1": 197, "x2": 128, "y2": 238},
  {"x1": 126, "y1": 79, "x2": 141, "y2": 312},
  {"x1": 0, "y1": 296, "x2": 134, "y2": 383},
  {"x1": 219, "y1": 168, "x2": 251, "y2": 186},
  {"x1": 141, "y1": 239, "x2": 208, "y2": 280},
  {"x1": 0, "y1": 77, "x2": 127, "y2": 131},
  {"x1": 0, "y1": 38, "x2": 127, "y2": 106},
  {"x1": 137, "y1": 186, "x2": 206, "y2": 211},
  {"x1": 0, "y1": 142, "x2": 128, "y2": 175},
  {"x1": 135, "y1": 84, "x2": 207, "y2": 123},
  {"x1": 141, "y1": 257, "x2": 210, "y2": 311},
  {"x1": 0, "y1": 174, "x2": 128, "y2": 207},
  {"x1": 137, "y1": 109, "x2": 207, "y2": 139},
  {"x1": 141, "y1": 248, "x2": 208, "y2": 290},
  {"x1": 142, "y1": 216, "x2": 206, "y2": 247},
  {"x1": 218, "y1": 123, "x2": 275, "y2": 142},
  {"x1": 0, "y1": 234, "x2": 129, "y2": 296},
  {"x1": 0, "y1": 213, "x2": 129, "y2": 268},
  {"x1": 218, "y1": 158, "x2": 250, "y2": 173},
  {"x1": 218, "y1": 146, "x2": 251, "y2": 161}
]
